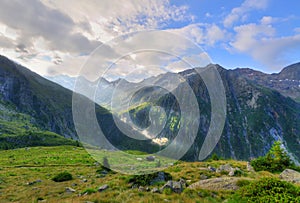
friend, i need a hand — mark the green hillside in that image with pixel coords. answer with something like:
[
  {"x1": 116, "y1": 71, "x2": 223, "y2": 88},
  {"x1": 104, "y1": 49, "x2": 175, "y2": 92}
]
[{"x1": 0, "y1": 146, "x2": 299, "y2": 203}]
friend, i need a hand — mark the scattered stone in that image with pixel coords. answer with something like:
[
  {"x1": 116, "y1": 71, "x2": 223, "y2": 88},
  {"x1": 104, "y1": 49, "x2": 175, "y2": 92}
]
[
  {"x1": 27, "y1": 179, "x2": 42, "y2": 185},
  {"x1": 150, "y1": 172, "x2": 170, "y2": 185},
  {"x1": 228, "y1": 169, "x2": 235, "y2": 177},
  {"x1": 217, "y1": 164, "x2": 232, "y2": 173},
  {"x1": 160, "y1": 180, "x2": 185, "y2": 194},
  {"x1": 246, "y1": 162, "x2": 254, "y2": 172},
  {"x1": 82, "y1": 179, "x2": 88, "y2": 182},
  {"x1": 208, "y1": 166, "x2": 216, "y2": 172},
  {"x1": 186, "y1": 180, "x2": 192, "y2": 183},
  {"x1": 136, "y1": 158, "x2": 143, "y2": 161},
  {"x1": 94, "y1": 162, "x2": 100, "y2": 166},
  {"x1": 138, "y1": 186, "x2": 145, "y2": 192},
  {"x1": 279, "y1": 169, "x2": 300, "y2": 184},
  {"x1": 200, "y1": 174, "x2": 208, "y2": 180},
  {"x1": 98, "y1": 184, "x2": 109, "y2": 192},
  {"x1": 172, "y1": 181, "x2": 183, "y2": 193},
  {"x1": 146, "y1": 156, "x2": 155, "y2": 161},
  {"x1": 71, "y1": 183, "x2": 77, "y2": 187},
  {"x1": 151, "y1": 187, "x2": 160, "y2": 193},
  {"x1": 65, "y1": 187, "x2": 76, "y2": 193}
]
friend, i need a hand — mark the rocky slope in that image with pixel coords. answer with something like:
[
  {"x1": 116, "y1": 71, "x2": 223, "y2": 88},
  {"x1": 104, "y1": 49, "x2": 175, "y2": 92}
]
[{"x1": 1, "y1": 55, "x2": 300, "y2": 163}]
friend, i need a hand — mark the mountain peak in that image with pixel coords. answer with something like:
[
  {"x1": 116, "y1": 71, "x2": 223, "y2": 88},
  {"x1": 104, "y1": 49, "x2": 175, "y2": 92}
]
[{"x1": 278, "y1": 62, "x2": 300, "y2": 80}]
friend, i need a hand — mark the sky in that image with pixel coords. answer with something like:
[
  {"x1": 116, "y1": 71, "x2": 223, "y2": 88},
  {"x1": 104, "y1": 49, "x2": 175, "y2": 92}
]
[{"x1": 0, "y1": 0, "x2": 300, "y2": 79}]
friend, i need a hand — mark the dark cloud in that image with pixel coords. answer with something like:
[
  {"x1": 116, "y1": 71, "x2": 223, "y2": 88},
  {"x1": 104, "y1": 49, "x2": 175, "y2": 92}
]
[{"x1": 0, "y1": 0, "x2": 99, "y2": 53}]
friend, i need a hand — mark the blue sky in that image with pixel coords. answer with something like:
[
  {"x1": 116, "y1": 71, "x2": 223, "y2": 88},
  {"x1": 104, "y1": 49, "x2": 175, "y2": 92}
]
[{"x1": 0, "y1": 0, "x2": 299, "y2": 78}]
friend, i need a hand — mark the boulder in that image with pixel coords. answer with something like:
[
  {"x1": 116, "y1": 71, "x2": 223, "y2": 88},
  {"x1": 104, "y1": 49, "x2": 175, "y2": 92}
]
[
  {"x1": 200, "y1": 174, "x2": 208, "y2": 180},
  {"x1": 146, "y1": 156, "x2": 155, "y2": 161},
  {"x1": 246, "y1": 162, "x2": 254, "y2": 172},
  {"x1": 279, "y1": 169, "x2": 300, "y2": 184},
  {"x1": 188, "y1": 177, "x2": 249, "y2": 191},
  {"x1": 217, "y1": 164, "x2": 232, "y2": 173},
  {"x1": 151, "y1": 187, "x2": 160, "y2": 193},
  {"x1": 150, "y1": 172, "x2": 170, "y2": 185},
  {"x1": 208, "y1": 166, "x2": 216, "y2": 172},
  {"x1": 160, "y1": 180, "x2": 185, "y2": 193},
  {"x1": 98, "y1": 184, "x2": 109, "y2": 192},
  {"x1": 65, "y1": 187, "x2": 76, "y2": 193}
]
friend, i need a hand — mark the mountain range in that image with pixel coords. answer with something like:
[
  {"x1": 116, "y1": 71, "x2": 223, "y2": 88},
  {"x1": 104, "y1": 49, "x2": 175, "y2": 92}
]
[{"x1": 1, "y1": 55, "x2": 300, "y2": 164}]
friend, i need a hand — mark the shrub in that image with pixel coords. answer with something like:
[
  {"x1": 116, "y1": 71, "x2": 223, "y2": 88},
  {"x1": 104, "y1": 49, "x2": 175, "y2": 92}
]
[
  {"x1": 236, "y1": 179, "x2": 251, "y2": 187},
  {"x1": 82, "y1": 188, "x2": 97, "y2": 195},
  {"x1": 52, "y1": 171, "x2": 73, "y2": 182},
  {"x1": 211, "y1": 153, "x2": 220, "y2": 161},
  {"x1": 250, "y1": 141, "x2": 294, "y2": 173},
  {"x1": 127, "y1": 172, "x2": 172, "y2": 186},
  {"x1": 231, "y1": 178, "x2": 300, "y2": 202}
]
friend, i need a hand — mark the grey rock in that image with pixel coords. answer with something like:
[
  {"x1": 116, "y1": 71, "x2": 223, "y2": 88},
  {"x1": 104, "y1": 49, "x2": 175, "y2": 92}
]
[
  {"x1": 150, "y1": 172, "x2": 169, "y2": 185},
  {"x1": 246, "y1": 162, "x2": 255, "y2": 172},
  {"x1": 138, "y1": 186, "x2": 145, "y2": 192},
  {"x1": 218, "y1": 164, "x2": 232, "y2": 173},
  {"x1": 160, "y1": 180, "x2": 185, "y2": 194},
  {"x1": 146, "y1": 156, "x2": 155, "y2": 161},
  {"x1": 208, "y1": 166, "x2": 216, "y2": 172},
  {"x1": 151, "y1": 187, "x2": 160, "y2": 193},
  {"x1": 200, "y1": 174, "x2": 208, "y2": 180},
  {"x1": 188, "y1": 177, "x2": 248, "y2": 191},
  {"x1": 228, "y1": 170, "x2": 235, "y2": 177},
  {"x1": 279, "y1": 169, "x2": 300, "y2": 184},
  {"x1": 98, "y1": 184, "x2": 109, "y2": 192},
  {"x1": 65, "y1": 187, "x2": 76, "y2": 193}
]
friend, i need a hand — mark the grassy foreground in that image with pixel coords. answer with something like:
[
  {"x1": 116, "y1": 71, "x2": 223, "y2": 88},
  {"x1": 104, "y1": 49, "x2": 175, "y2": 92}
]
[{"x1": 0, "y1": 146, "x2": 298, "y2": 203}]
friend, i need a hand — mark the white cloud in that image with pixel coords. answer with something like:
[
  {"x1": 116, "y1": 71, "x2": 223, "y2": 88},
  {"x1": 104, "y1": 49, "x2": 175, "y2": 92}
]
[
  {"x1": 260, "y1": 16, "x2": 274, "y2": 25},
  {"x1": 0, "y1": 0, "x2": 193, "y2": 78},
  {"x1": 230, "y1": 22, "x2": 300, "y2": 71},
  {"x1": 206, "y1": 24, "x2": 226, "y2": 46},
  {"x1": 224, "y1": 0, "x2": 269, "y2": 28}
]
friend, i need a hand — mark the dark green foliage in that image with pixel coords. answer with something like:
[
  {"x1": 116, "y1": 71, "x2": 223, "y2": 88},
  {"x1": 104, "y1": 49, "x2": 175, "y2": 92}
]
[
  {"x1": 211, "y1": 153, "x2": 220, "y2": 161},
  {"x1": 251, "y1": 141, "x2": 294, "y2": 173},
  {"x1": 52, "y1": 171, "x2": 73, "y2": 182},
  {"x1": 127, "y1": 172, "x2": 172, "y2": 186},
  {"x1": 231, "y1": 178, "x2": 300, "y2": 202},
  {"x1": 0, "y1": 131, "x2": 80, "y2": 150},
  {"x1": 82, "y1": 188, "x2": 97, "y2": 195},
  {"x1": 236, "y1": 179, "x2": 251, "y2": 187}
]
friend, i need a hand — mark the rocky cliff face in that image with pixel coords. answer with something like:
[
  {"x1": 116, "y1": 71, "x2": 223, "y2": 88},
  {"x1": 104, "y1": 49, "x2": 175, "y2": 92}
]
[
  {"x1": 119, "y1": 64, "x2": 300, "y2": 163},
  {"x1": 234, "y1": 63, "x2": 300, "y2": 102},
  {"x1": 0, "y1": 55, "x2": 157, "y2": 152},
  {"x1": 0, "y1": 56, "x2": 76, "y2": 138}
]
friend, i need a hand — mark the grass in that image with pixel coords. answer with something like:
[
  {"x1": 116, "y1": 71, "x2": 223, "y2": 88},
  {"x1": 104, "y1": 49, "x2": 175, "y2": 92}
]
[{"x1": 0, "y1": 146, "x2": 298, "y2": 203}]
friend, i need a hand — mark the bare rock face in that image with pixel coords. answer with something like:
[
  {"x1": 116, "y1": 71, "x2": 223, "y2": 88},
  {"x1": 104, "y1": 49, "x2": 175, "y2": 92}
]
[
  {"x1": 188, "y1": 177, "x2": 249, "y2": 191},
  {"x1": 279, "y1": 169, "x2": 300, "y2": 184}
]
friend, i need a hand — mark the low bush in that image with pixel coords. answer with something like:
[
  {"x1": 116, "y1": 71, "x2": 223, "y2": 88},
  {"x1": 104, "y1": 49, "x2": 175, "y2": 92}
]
[
  {"x1": 127, "y1": 172, "x2": 172, "y2": 186},
  {"x1": 52, "y1": 171, "x2": 73, "y2": 182},
  {"x1": 230, "y1": 177, "x2": 300, "y2": 202}
]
